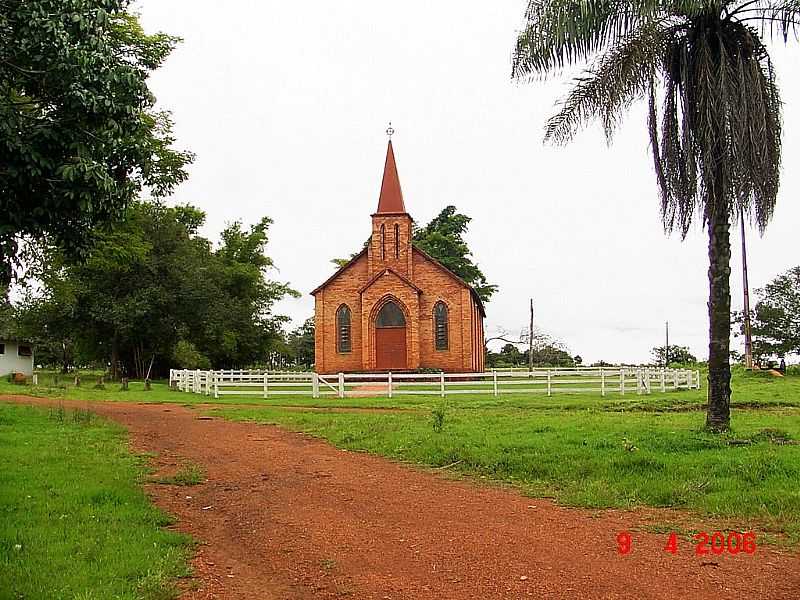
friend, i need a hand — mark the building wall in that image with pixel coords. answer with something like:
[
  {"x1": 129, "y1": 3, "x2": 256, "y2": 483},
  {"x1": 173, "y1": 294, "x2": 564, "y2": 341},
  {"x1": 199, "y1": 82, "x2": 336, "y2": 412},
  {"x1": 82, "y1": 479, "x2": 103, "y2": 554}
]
[
  {"x1": 414, "y1": 251, "x2": 476, "y2": 372},
  {"x1": 0, "y1": 340, "x2": 34, "y2": 376},
  {"x1": 314, "y1": 255, "x2": 370, "y2": 374},
  {"x1": 314, "y1": 241, "x2": 486, "y2": 374}
]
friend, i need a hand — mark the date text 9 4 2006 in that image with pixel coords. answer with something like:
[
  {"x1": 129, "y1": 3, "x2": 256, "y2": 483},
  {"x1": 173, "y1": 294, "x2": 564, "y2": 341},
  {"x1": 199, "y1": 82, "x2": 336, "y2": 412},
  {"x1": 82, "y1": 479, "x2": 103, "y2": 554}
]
[{"x1": 616, "y1": 531, "x2": 757, "y2": 556}]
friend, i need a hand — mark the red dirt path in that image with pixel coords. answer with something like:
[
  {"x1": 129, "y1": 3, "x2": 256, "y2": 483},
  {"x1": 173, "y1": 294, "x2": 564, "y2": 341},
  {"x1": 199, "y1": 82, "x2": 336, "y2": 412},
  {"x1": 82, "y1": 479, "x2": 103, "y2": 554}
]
[{"x1": 5, "y1": 396, "x2": 799, "y2": 599}]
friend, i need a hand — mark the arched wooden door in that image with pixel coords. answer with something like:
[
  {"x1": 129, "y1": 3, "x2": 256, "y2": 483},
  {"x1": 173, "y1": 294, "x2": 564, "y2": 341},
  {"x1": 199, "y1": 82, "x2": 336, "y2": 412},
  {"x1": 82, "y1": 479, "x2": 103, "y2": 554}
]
[{"x1": 374, "y1": 301, "x2": 407, "y2": 370}]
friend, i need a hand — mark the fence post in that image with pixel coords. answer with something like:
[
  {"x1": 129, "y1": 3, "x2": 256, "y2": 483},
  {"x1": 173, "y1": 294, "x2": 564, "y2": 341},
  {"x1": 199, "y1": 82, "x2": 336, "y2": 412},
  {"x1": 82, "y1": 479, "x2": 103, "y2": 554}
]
[
  {"x1": 440, "y1": 372, "x2": 445, "y2": 398},
  {"x1": 660, "y1": 368, "x2": 666, "y2": 392},
  {"x1": 600, "y1": 367, "x2": 605, "y2": 397},
  {"x1": 547, "y1": 369, "x2": 552, "y2": 397},
  {"x1": 636, "y1": 368, "x2": 643, "y2": 395},
  {"x1": 493, "y1": 369, "x2": 498, "y2": 397},
  {"x1": 673, "y1": 369, "x2": 679, "y2": 390},
  {"x1": 263, "y1": 372, "x2": 269, "y2": 399},
  {"x1": 388, "y1": 371, "x2": 393, "y2": 399},
  {"x1": 338, "y1": 372, "x2": 344, "y2": 399},
  {"x1": 647, "y1": 368, "x2": 652, "y2": 394},
  {"x1": 620, "y1": 368, "x2": 625, "y2": 395},
  {"x1": 695, "y1": 369, "x2": 701, "y2": 390},
  {"x1": 312, "y1": 373, "x2": 320, "y2": 399},
  {"x1": 214, "y1": 376, "x2": 219, "y2": 399}
]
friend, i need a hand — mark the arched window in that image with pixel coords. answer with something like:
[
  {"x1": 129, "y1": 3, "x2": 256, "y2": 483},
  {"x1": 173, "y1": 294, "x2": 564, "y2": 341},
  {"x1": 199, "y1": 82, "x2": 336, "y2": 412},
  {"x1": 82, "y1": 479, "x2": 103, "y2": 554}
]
[
  {"x1": 380, "y1": 224, "x2": 386, "y2": 260},
  {"x1": 376, "y1": 301, "x2": 406, "y2": 328},
  {"x1": 434, "y1": 301, "x2": 449, "y2": 350},
  {"x1": 394, "y1": 224, "x2": 400, "y2": 258},
  {"x1": 336, "y1": 305, "x2": 351, "y2": 353}
]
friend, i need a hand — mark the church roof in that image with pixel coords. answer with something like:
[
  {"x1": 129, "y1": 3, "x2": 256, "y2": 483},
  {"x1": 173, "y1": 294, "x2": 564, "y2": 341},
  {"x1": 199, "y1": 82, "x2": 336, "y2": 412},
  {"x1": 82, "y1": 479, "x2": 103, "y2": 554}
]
[
  {"x1": 412, "y1": 246, "x2": 486, "y2": 318},
  {"x1": 310, "y1": 249, "x2": 367, "y2": 296},
  {"x1": 310, "y1": 245, "x2": 486, "y2": 319},
  {"x1": 375, "y1": 140, "x2": 406, "y2": 214}
]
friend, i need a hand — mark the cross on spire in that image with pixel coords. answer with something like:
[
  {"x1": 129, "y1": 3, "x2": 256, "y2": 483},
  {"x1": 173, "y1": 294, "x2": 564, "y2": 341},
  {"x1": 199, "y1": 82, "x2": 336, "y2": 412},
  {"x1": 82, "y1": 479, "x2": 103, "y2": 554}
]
[{"x1": 386, "y1": 122, "x2": 395, "y2": 139}]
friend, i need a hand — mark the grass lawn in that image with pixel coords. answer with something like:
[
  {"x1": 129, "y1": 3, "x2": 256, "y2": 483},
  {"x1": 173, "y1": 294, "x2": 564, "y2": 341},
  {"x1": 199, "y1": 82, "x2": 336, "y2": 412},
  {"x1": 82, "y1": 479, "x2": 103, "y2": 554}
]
[
  {"x1": 3, "y1": 367, "x2": 800, "y2": 547},
  {"x1": 0, "y1": 403, "x2": 191, "y2": 599},
  {"x1": 206, "y1": 368, "x2": 800, "y2": 545}
]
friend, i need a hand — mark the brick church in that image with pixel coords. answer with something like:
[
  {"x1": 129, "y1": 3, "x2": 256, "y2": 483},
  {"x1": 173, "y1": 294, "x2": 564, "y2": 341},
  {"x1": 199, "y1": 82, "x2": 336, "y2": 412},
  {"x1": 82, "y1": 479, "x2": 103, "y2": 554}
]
[{"x1": 312, "y1": 139, "x2": 486, "y2": 374}]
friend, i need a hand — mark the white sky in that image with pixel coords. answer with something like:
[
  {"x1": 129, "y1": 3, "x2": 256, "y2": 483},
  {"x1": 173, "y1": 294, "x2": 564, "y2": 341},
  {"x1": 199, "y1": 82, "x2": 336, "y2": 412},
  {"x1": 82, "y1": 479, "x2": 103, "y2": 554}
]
[{"x1": 136, "y1": 1, "x2": 799, "y2": 364}]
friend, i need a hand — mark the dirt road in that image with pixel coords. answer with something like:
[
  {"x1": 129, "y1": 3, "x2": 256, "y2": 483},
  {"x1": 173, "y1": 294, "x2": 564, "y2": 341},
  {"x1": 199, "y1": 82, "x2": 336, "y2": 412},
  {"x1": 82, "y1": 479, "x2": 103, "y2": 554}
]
[{"x1": 5, "y1": 397, "x2": 799, "y2": 599}]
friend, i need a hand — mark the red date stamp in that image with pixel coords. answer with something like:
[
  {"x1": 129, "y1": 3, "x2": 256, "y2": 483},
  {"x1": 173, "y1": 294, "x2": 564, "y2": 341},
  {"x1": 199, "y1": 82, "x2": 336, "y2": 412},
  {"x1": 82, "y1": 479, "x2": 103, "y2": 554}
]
[{"x1": 616, "y1": 531, "x2": 757, "y2": 556}]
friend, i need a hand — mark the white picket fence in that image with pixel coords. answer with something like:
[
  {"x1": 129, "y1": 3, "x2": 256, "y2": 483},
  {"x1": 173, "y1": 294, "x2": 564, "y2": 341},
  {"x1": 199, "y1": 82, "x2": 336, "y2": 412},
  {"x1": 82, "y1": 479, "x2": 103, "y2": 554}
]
[{"x1": 169, "y1": 367, "x2": 701, "y2": 399}]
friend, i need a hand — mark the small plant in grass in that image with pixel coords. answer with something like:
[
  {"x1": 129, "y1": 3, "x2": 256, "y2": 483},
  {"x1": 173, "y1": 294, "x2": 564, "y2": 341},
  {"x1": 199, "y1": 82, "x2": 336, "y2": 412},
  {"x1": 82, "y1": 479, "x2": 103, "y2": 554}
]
[
  {"x1": 52, "y1": 401, "x2": 66, "y2": 423},
  {"x1": 431, "y1": 401, "x2": 448, "y2": 433},
  {"x1": 72, "y1": 407, "x2": 93, "y2": 425},
  {"x1": 622, "y1": 437, "x2": 639, "y2": 452},
  {"x1": 153, "y1": 463, "x2": 205, "y2": 486}
]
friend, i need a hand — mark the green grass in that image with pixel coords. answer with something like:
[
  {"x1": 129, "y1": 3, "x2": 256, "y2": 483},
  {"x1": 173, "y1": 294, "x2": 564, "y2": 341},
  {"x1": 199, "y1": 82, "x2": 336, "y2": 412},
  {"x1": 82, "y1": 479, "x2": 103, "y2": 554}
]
[
  {"x1": 207, "y1": 368, "x2": 800, "y2": 546},
  {"x1": 0, "y1": 403, "x2": 191, "y2": 599},
  {"x1": 151, "y1": 463, "x2": 205, "y2": 486},
  {"x1": 3, "y1": 367, "x2": 800, "y2": 547}
]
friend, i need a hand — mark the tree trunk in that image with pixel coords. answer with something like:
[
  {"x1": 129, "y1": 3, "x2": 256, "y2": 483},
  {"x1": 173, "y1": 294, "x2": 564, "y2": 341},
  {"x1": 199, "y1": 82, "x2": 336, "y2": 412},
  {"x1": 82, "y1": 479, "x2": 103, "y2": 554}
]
[
  {"x1": 110, "y1": 333, "x2": 119, "y2": 381},
  {"x1": 706, "y1": 193, "x2": 732, "y2": 431}
]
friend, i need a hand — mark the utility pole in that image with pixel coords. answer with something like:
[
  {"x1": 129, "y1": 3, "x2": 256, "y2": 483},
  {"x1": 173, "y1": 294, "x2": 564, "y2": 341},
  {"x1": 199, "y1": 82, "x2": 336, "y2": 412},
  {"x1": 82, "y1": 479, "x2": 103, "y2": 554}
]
[
  {"x1": 740, "y1": 208, "x2": 754, "y2": 369},
  {"x1": 665, "y1": 321, "x2": 669, "y2": 367},
  {"x1": 528, "y1": 299, "x2": 534, "y2": 372}
]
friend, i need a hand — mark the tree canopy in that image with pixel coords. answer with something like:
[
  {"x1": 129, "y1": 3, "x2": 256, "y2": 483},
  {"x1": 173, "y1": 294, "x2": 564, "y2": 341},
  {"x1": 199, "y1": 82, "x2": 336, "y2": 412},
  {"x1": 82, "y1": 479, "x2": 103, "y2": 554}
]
[
  {"x1": 0, "y1": 0, "x2": 193, "y2": 285},
  {"x1": 651, "y1": 344, "x2": 698, "y2": 366},
  {"x1": 15, "y1": 203, "x2": 297, "y2": 377},
  {"x1": 512, "y1": 0, "x2": 798, "y2": 431},
  {"x1": 413, "y1": 206, "x2": 497, "y2": 302},
  {"x1": 736, "y1": 266, "x2": 800, "y2": 361}
]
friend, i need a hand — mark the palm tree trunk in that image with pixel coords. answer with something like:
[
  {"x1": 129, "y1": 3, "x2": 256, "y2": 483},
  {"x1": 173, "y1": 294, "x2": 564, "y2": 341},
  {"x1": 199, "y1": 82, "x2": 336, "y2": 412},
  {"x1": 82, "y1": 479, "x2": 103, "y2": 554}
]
[{"x1": 706, "y1": 192, "x2": 732, "y2": 431}]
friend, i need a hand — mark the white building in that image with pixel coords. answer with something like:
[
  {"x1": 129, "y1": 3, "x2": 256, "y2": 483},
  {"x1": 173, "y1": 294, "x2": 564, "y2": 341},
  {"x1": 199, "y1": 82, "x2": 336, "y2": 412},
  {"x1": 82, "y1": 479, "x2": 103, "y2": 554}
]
[{"x1": 0, "y1": 339, "x2": 34, "y2": 377}]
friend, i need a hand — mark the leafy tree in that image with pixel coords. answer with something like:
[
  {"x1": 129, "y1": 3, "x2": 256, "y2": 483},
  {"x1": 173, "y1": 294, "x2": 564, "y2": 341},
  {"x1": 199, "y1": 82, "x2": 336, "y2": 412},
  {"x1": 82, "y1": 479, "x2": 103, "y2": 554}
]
[
  {"x1": 736, "y1": 266, "x2": 800, "y2": 360},
  {"x1": 652, "y1": 344, "x2": 698, "y2": 366},
  {"x1": 18, "y1": 203, "x2": 296, "y2": 377},
  {"x1": 287, "y1": 317, "x2": 315, "y2": 367},
  {"x1": 172, "y1": 340, "x2": 211, "y2": 370},
  {"x1": 513, "y1": 2, "x2": 796, "y2": 431},
  {"x1": 500, "y1": 343, "x2": 523, "y2": 364},
  {"x1": 413, "y1": 206, "x2": 497, "y2": 302},
  {"x1": 0, "y1": 0, "x2": 193, "y2": 285},
  {"x1": 526, "y1": 345, "x2": 575, "y2": 368}
]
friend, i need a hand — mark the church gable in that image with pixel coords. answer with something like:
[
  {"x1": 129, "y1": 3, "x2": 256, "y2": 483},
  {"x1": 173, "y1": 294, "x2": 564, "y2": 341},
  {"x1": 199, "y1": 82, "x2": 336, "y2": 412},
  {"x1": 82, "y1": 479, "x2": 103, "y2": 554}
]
[{"x1": 358, "y1": 268, "x2": 421, "y2": 296}]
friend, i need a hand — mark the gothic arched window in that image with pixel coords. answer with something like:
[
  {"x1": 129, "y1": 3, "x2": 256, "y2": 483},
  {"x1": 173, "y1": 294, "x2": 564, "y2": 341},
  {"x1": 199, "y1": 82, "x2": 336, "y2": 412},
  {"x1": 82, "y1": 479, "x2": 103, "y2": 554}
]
[
  {"x1": 394, "y1": 224, "x2": 400, "y2": 258},
  {"x1": 380, "y1": 224, "x2": 386, "y2": 260},
  {"x1": 434, "y1": 301, "x2": 449, "y2": 351},
  {"x1": 376, "y1": 301, "x2": 406, "y2": 328},
  {"x1": 336, "y1": 305, "x2": 351, "y2": 353}
]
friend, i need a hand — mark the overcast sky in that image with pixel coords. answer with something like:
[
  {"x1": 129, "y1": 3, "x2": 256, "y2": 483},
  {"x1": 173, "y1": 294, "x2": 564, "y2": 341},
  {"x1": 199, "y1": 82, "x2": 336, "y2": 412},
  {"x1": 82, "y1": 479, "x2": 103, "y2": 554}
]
[{"x1": 136, "y1": 1, "x2": 799, "y2": 364}]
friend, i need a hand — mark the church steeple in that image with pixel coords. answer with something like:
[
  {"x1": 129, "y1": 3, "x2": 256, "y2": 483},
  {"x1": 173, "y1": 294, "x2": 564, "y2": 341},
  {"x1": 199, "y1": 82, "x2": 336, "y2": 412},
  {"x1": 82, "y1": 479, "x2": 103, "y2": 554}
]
[
  {"x1": 375, "y1": 140, "x2": 406, "y2": 214},
  {"x1": 369, "y1": 131, "x2": 413, "y2": 278}
]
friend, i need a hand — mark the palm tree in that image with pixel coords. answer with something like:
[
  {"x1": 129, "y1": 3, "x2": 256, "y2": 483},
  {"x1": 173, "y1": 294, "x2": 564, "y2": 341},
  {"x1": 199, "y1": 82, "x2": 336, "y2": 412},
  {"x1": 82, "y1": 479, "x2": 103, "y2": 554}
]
[{"x1": 512, "y1": 1, "x2": 797, "y2": 431}]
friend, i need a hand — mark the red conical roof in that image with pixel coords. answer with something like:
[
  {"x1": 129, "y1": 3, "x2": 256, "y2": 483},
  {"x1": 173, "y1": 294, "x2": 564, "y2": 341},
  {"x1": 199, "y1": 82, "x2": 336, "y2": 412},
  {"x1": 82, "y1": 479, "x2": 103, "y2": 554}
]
[{"x1": 376, "y1": 140, "x2": 406, "y2": 214}]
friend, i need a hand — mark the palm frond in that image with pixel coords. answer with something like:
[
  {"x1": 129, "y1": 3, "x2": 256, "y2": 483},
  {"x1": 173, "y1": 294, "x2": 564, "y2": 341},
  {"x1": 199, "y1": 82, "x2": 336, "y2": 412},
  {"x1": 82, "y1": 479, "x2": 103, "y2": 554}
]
[
  {"x1": 731, "y1": 1, "x2": 800, "y2": 41},
  {"x1": 512, "y1": 0, "x2": 667, "y2": 78},
  {"x1": 653, "y1": 15, "x2": 781, "y2": 235},
  {"x1": 544, "y1": 22, "x2": 672, "y2": 144}
]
